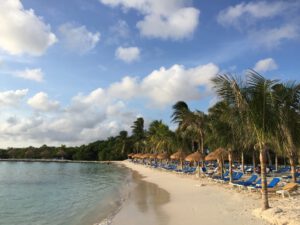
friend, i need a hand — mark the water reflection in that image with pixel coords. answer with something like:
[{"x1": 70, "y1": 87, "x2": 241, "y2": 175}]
[{"x1": 131, "y1": 171, "x2": 170, "y2": 225}]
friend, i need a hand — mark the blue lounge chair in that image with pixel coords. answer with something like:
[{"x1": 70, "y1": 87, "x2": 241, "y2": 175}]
[
  {"x1": 222, "y1": 172, "x2": 243, "y2": 182},
  {"x1": 253, "y1": 177, "x2": 281, "y2": 189},
  {"x1": 233, "y1": 174, "x2": 258, "y2": 187},
  {"x1": 212, "y1": 170, "x2": 229, "y2": 180}
]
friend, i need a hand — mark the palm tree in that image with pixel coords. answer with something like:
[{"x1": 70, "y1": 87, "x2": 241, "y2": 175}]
[
  {"x1": 131, "y1": 117, "x2": 146, "y2": 152},
  {"x1": 213, "y1": 71, "x2": 279, "y2": 210},
  {"x1": 172, "y1": 101, "x2": 206, "y2": 161},
  {"x1": 147, "y1": 120, "x2": 175, "y2": 153},
  {"x1": 273, "y1": 82, "x2": 300, "y2": 182},
  {"x1": 117, "y1": 130, "x2": 128, "y2": 156}
]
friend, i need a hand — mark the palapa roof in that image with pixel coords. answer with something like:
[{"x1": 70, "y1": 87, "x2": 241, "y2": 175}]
[
  {"x1": 157, "y1": 152, "x2": 168, "y2": 160},
  {"x1": 132, "y1": 153, "x2": 142, "y2": 159},
  {"x1": 149, "y1": 153, "x2": 158, "y2": 159},
  {"x1": 185, "y1": 151, "x2": 203, "y2": 162},
  {"x1": 141, "y1": 153, "x2": 151, "y2": 159},
  {"x1": 170, "y1": 150, "x2": 186, "y2": 160},
  {"x1": 205, "y1": 148, "x2": 228, "y2": 161}
]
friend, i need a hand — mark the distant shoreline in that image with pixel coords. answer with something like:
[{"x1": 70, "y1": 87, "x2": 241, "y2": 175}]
[{"x1": 0, "y1": 158, "x2": 116, "y2": 164}]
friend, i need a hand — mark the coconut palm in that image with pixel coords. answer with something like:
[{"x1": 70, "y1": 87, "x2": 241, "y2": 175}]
[
  {"x1": 172, "y1": 101, "x2": 206, "y2": 160},
  {"x1": 131, "y1": 117, "x2": 146, "y2": 152},
  {"x1": 147, "y1": 120, "x2": 175, "y2": 153},
  {"x1": 213, "y1": 71, "x2": 279, "y2": 210},
  {"x1": 273, "y1": 82, "x2": 300, "y2": 182}
]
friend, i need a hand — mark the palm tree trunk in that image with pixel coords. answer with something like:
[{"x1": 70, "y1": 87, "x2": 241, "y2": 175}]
[
  {"x1": 275, "y1": 154, "x2": 278, "y2": 171},
  {"x1": 260, "y1": 146, "x2": 269, "y2": 210},
  {"x1": 253, "y1": 151, "x2": 256, "y2": 171},
  {"x1": 267, "y1": 150, "x2": 272, "y2": 167},
  {"x1": 241, "y1": 152, "x2": 245, "y2": 174},
  {"x1": 289, "y1": 157, "x2": 297, "y2": 183},
  {"x1": 228, "y1": 149, "x2": 233, "y2": 183},
  {"x1": 199, "y1": 133, "x2": 205, "y2": 167}
]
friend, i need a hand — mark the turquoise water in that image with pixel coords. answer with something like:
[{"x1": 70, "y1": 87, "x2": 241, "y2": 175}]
[{"x1": 0, "y1": 161, "x2": 130, "y2": 225}]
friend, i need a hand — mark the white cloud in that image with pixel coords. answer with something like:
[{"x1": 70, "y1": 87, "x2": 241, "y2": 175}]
[
  {"x1": 254, "y1": 58, "x2": 278, "y2": 73},
  {"x1": 217, "y1": 1, "x2": 300, "y2": 49},
  {"x1": 15, "y1": 68, "x2": 44, "y2": 82},
  {"x1": 59, "y1": 23, "x2": 100, "y2": 54},
  {"x1": 0, "y1": 0, "x2": 57, "y2": 56},
  {"x1": 27, "y1": 92, "x2": 60, "y2": 111},
  {"x1": 249, "y1": 25, "x2": 299, "y2": 49},
  {"x1": 140, "y1": 63, "x2": 219, "y2": 107},
  {"x1": 0, "y1": 89, "x2": 28, "y2": 107},
  {"x1": 217, "y1": 1, "x2": 292, "y2": 27},
  {"x1": 100, "y1": 0, "x2": 200, "y2": 40},
  {"x1": 110, "y1": 20, "x2": 130, "y2": 38},
  {"x1": 137, "y1": 7, "x2": 199, "y2": 40},
  {"x1": 115, "y1": 46, "x2": 140, "y2": 63}
]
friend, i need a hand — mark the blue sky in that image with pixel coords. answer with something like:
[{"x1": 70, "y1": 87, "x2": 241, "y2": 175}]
[{"x1": 0, "y1": 0, "x2": 299, "y2": 147}]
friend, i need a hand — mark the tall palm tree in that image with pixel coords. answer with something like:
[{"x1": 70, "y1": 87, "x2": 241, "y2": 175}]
[
  {"x1": 147, "y1": 120, "x2": 175, "y2": 153},
  {"x1": 131, "y1": 117, "x2": 146, "y2": 152},
  {"x1": 172, "y1": 101, "x2": 206, "y2": 160},
  {"x1": 273, "y1": 82, "x2": 300, "y2": 182},
  {"x1": 213, "y1": 71, "x2": 279, "y2": 210}
]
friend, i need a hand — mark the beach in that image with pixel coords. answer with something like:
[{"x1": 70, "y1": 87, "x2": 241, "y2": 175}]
[{"x1": 112, "y1": 161, "x2": 270, "y2": 225}]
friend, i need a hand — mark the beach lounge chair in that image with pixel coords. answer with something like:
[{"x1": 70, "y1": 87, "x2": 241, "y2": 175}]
[
  {"x1": 221, "y1": 172, "x2": 243, "y2": 183},
  {"x1": 274, "y1": 183, "x2": 298, "y2": 198},
  {"x1": 232, "y1": 174, "x2": 258, "y2": 188},
  {"x1": 211, "y1": 171, "x2": 229, "y2": 181},
  {"x1": 248, "y1": 177, "x2": 280, "y2": 191}
]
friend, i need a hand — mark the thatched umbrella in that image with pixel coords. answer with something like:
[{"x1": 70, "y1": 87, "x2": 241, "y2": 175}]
[
  {"x1": 205, "y1": 148, "x2": 228, "y2": 178},
  {"x1": 185, "y1": 151, "x2": 203, "y2": 162},
  {"x1": 149, "y1": 153, "x2": 157, "y2": 159},
  {"x1": 127, "y1": 153, "x2": 134, "y2": 159},
  {"x1": 205, "y1": 148, "x2": 227, "y2": 161},
  {"x1": 170, "y1": 151, "x2": 186, "y2": 160},
  {"x1": 185, "y1": 151, "x2": 204, "y2": 175},
  {"x1": 157, "y1": 152, "x2": 168, "y2": 160},
  {"x1": 141, "y1": 153, "x2": 151, "y2": 159},
  {"x1": 170, "y1": 150, "x2": 186, "y2": 169}
]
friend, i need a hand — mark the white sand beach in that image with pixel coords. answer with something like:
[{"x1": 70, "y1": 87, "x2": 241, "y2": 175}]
[{"x1": 112, "y1": 161, "x2": 271, "y2": 225}]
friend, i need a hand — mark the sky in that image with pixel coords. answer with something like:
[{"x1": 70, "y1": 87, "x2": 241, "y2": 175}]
[{"x1": 0, "y1": 0, "x2": 299, "y2": 148}]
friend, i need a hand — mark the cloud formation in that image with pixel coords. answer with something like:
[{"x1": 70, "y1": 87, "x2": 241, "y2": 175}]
[
  {"x1": 217, "y1": 1, "x2": 300, "y2": 49},
  {"x1": 15, "y1": 68, "x2": 44, "y2": 82},
  {"x1": 254, "y1": 58, "x2": 278, "y2": 73},
  {"x1": 217, "y1": 1, "x2": 289, "y2": 27},
  {"x1": 100, "y1": 0, "x2": 200, "y2": 40},
  {"x1": 0, "y1": 89, "x2": 28, "y2": 107},
  {"x1": 115, "y1": 46, "x2": 140, "y2": 63},
  {"x1": 0, "y1": 0, "x2": 57, "y2": 56},
  {"x1": 27, "y1": 92, "x2": 60, "y2": 111},
  {"x1": 0, "y1": 62, "x2": 218, "y2": 147},
  {"x1": 59, "y1": 23, "x2": 101, "y2": 54}
]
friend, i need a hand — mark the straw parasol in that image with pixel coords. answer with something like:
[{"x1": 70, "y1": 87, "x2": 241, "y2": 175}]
[
  {"x1": 127, "y1": 153, "x2": 134, "y2": 158},
  {"x1": 140, "y1": 153, "x2": 149, "y2": 159},
  {"x1": 149, "y1": 153, "x2": 158, "y2": 159},
  {"x1": 170, "y1": 150, "x2": 186, "y2": 160},
  {"x1": 132, "y1": 153, "x2": 142, "y2": 159},
  {"x1": 185, "y1": 151, "x2": 203, "y2": 162},
  {"x1": 157, "y1": 152, "x2": 168, "y2": 160},
  {"x1": 205, "y1": 148, "x2": 227, "y2": 161}
]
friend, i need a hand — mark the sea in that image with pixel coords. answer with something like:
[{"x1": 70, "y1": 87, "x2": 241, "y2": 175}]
[{"x1": 0, "y1": 161, "x2": 131, "y2": 225}]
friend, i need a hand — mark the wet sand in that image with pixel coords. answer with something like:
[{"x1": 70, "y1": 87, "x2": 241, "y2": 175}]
[
  {"x1": 113, "y1": 161, "x2": 269, "y2": 225},
  {"x1": 112, "y1": 171, "x2": 170, "y2": 225}
]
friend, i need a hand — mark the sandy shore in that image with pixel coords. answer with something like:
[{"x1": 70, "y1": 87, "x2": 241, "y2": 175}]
[{"x1": 112, "y1": 161, "x2": 270, "y2": 225}]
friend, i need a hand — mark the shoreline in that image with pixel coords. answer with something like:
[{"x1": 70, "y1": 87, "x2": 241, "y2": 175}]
[
  {"x1": 0, "y1": 158, "x2": 113, "y2": 164},
  {"x1": 112, "y1": 161, "x2": 270, "y2": 225}
]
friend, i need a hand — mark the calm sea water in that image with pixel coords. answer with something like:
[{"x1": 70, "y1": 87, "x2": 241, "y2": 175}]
[{"x1": 0, "y1": 161, "x2": 130, "y2": 225}]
